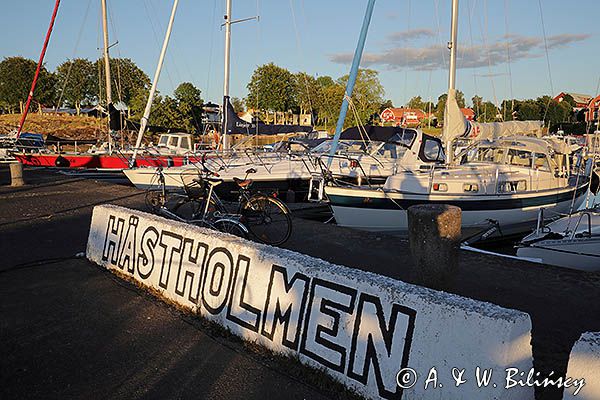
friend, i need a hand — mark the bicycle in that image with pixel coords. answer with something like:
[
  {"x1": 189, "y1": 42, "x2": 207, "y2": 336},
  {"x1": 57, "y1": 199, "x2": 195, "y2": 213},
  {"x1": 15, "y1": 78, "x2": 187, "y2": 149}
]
[
  {"x1": 144, "y1": 165, "x2": 249, "y2": 238},
  {"x1": 171, "y1": 156, "x2": 293, "y2": 246}
]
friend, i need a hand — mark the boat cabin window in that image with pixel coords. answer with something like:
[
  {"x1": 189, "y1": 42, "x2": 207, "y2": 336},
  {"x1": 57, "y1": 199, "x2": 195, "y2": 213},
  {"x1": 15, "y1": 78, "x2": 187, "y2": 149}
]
[
  {"x1": 159, "y1": 135, "x2": 169, "y2": 146},
  {"x1": 421, "y1": 138, "x2": 445, "y2": 162},
  {"x1": 507, "y1": 149, "x2": 532, "y2": 167},
  {"x1": 533, "y1": 152, "x2": 550, "y2": 171},
  {"x1": 389, "y1": 130, "x2": 416, "y2": 147},
  {"x1": 169, "y1": 136, "x2": 178, "y2": 147},
  {"x1": 180, "y1": 137, "x2": 190, "y2": 150},
  {"x1": 374, "y1": 142, "x2": 409, "y2": 159}
]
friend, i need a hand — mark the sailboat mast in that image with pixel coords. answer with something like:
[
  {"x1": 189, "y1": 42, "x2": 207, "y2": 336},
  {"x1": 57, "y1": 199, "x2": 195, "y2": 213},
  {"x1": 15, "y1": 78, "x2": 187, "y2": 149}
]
[
  {"x1": 101, "y1": 0, "x2": 112, "y2": 107},
  {"x1": 16, "y1": 0, "x2": 61, "y2": 138},
  {"x1": 130, "y1": 0, "x2": 179, "y2": 166},
  {"x1": 444, "y1": 0, "x2": 460, "y2": 163},
  {"x1": 101, "y1": 0, "x2": 113, "y2": 151},
  {"x1": 326, "y1": 0, "x2": 376, "y2": 167},
  {"x1": 448, "y1": 0, "x2": 459, "y2": 92},
  {"x1": 222, "y1": 0, "x2": 233, "y2": 150}
]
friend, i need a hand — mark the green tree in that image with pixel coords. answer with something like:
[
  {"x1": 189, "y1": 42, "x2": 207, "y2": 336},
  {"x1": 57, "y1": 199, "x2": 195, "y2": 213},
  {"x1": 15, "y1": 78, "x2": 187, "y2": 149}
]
[
  {"x1": 95, "y1": 57, "x2": 150, "y2": 106},
  {"x1": 336, "y1": 69, "x2": 385, "y2": 128},
  {"x1": 246, "y1": 63, "x2": 297, "y2": 112},
  {"x1": 407, "y1": 96, "x2": 425, "y2": 110},
  {"x1": 435, "y1": 90, "x2": 465, "y2": 124},
  {"x1": 380, "y1": 99, "x2": 393, "y2": 111},
  {"x1": 173, "y1": 82, "x2": 203, "y2": 132},
  {"x1": 515, "y1": 100, "x2": 541, "y2": 121},
  {"x1": 231, "y1": 97, "x2": 245, "y2": 113},
  {"x1": 0, "y1": 56, "x2": 56, "y2": 113},
  {"x1": 294, "y1": 72, "x2": 320, "y2": 114},
  {"x1": 539, "y1": 95, "x2": 572, "y2": 125},
  {"x1": 55, "y1": 58, "x2": 96, "y2": 114}
]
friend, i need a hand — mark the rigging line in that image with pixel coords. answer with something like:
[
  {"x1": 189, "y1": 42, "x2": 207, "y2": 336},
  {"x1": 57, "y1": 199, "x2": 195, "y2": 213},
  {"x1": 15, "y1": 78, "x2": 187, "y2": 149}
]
[
  {"x1": 55, "y1": 0, "x2": 93, "y2": 113},
  {"x1": 205, "y1": 0, "x2": 217, "y2": 104},
  {"x1": 477, "y1": 0, "x2": 501, "y2": 119},
  {"x1": 467, "y1": 0, "x2": 480, "y2": 118},
  {"x1": 96, "y1": 5, "x2": 104, "y2": 108},
  {"x1": 288, "y1": 0, "x2": 314, "y2": 117},
  {"x1": 403, "y1": 0, "x2": 410, "y2": 106},
  {"x1": 254, "y1": 0, "x2": 262, "y2": 133},
  {"x1": 142, "y1": 0, "x2": 176, "y2": 95},
  {"x1": 107, "y1": 0, "x2": 125, "y2": 105},
  {"x1": 432, "y1": 0, "x2": 446, "y2": 73},
  {"x1": 538, "y1": 0, "x2": 555, "y2": 126},
  {"x1": 503, "y1": 0, "x2": 514, "y2": 117}
]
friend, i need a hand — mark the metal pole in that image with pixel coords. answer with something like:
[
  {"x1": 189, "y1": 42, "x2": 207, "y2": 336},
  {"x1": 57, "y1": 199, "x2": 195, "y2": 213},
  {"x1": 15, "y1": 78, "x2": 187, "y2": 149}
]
[
  {"x1": 444, "y1": 0, "x2": 460, "y2": 163},
  {"x1": 222, "y1": 0, "x2": 233, "y2": 150},
  {"x1": 101, "y1": 0, "x2": 113, "y2": 151},
  {"x1": 101, "y1": 0, "x2": 112, "y2": 106},
  {"x1": 16, "y1": 0, "x2": 61, "y2": 137},
  {"x1": 130, "y1": 0, "x2": 179, "y2": 167},
  {"x1": 448, "y1": 0, "x2": 459, "y2": 92},
  {"x1": 327, "y1": 0, "x2": 376, "y2": 167}
]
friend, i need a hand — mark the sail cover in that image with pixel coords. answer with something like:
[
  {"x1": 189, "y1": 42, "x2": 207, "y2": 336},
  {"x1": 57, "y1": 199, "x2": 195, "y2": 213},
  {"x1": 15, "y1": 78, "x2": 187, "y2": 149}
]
[
  {"x1": 223, "y1": 96, "x2": 313, "y2": 135},
  {"x1": 441, "y1": 88, "x2": 543, "y2": 142},
  {"x1": 468, "y1": 120, "x2": 543, "y2": 140},
  {"x1": 339, "y1": 125, "x2": 417, "y2": 145},
  {"x1": 441, "y1": 88, "x2": 470, "y2": 145}
]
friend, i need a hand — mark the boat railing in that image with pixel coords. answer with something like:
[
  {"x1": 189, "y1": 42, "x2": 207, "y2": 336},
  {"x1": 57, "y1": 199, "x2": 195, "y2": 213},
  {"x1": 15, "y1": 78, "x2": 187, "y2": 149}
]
[{"x1": 570, "y1": 211, "x2": 592, "y2": 239}]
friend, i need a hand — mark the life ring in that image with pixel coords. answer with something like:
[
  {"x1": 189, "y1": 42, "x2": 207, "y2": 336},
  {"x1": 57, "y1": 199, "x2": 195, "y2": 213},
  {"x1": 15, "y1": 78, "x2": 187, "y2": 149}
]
[{"x1": 55, "y1": 155, "x2": 70, "y2": 168}]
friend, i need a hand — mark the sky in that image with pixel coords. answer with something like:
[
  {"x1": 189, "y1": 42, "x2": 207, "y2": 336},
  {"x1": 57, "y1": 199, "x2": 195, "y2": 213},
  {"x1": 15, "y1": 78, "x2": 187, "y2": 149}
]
[{"x1": 1, "y1": 0, "x2": 598, "y2": 108}]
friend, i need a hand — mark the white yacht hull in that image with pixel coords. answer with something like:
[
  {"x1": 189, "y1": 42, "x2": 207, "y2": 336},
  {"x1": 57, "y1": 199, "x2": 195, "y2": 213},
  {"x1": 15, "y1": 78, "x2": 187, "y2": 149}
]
[
  {"x1": 517, "y1": 210, "x2": 600, "y2": 271},
  {"x1": 326, "y1": 184, "x2": 588, "y2": 238},
  {"x1": 517, "y1": 240, "x2": 600, "y2": 272}
]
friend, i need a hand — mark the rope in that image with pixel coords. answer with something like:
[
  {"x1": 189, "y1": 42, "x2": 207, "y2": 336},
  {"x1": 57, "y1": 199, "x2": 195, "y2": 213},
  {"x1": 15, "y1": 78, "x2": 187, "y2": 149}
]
[
  {"x1": 288, "y1": 0, "x2": 314, "y2": 118},
  {"x1": 503, "y1": 0, "x2": 514, "y2": 119},
  {"x1": 538, "y1": 0, "x2": 555, "y2": 125},
  {"x1": 55, "y1": 0, "x2": 93, "y2": 113},
  {"x1": 204, "y1": 0, "x2": 218, "y2": 105}
]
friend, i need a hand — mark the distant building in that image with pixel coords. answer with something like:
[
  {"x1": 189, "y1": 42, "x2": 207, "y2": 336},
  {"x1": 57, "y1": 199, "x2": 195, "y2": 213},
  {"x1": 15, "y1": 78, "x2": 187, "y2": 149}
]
[
  {"x1": 586, "y1": 94, "x2": 600, "y2": 124},
  {"x1": 380, "y1": 107, "x2": 431, "y2": 126},
  {"x1": 554, "y1": 92, "x2": 592, "y2": 111}
]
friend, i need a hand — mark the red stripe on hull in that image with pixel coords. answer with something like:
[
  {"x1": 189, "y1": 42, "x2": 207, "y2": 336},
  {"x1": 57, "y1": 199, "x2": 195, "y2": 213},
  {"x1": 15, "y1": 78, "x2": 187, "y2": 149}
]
[{"x1": 13, "y1": 153, "x2": 202, "y2": 169}]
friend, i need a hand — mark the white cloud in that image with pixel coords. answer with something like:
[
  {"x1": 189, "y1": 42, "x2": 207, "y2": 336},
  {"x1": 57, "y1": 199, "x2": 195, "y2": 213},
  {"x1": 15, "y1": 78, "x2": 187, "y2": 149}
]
[
  {"x1": 386, "y1": 28, "x2": 435, "y2": 41},
  {"x1": 329, "y1": 33, "x2": 591, "y2": 71}
]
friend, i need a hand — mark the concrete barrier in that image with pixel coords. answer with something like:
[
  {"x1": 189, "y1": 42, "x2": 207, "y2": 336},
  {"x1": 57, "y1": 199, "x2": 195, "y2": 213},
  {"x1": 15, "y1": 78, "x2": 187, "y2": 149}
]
[
  {"x1": 87, "y1": 205, "x2": 534, "y2": 400},
  {"x1": 563, "y1": 332, "x2": 600, "y2": 399}
]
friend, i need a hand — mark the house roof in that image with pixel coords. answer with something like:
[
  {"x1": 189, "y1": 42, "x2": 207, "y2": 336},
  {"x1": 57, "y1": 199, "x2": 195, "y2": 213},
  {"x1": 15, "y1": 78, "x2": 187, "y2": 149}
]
[
  {"x1": 380, "y1": 107, "x2": 427, "y2": 121},
  {"x1": 555, "y1": 92, "x2": 592, "y2": 105}
]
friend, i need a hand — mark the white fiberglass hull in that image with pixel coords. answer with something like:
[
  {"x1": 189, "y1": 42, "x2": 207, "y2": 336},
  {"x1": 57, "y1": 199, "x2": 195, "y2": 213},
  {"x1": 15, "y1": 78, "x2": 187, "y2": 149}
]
[
  {"x1": 517, "y1": 211, "x2": 600, "y2": 271},
  {"x1": 517, "y1": 240, "x2": 600, "y2": 272},
  {"x1": 326, "y1": 184, "x2": 588, "y2": 238}
]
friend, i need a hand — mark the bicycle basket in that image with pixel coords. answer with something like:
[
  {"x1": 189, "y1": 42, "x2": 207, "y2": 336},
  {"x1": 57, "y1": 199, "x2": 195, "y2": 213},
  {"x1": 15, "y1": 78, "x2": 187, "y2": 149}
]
[{"x1": 180, "y1": 170, "x2": 206, "y2": 199}]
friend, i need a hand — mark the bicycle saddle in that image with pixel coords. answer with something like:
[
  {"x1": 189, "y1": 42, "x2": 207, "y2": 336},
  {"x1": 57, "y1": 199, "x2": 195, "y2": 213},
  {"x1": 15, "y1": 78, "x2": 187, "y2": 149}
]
[
  {"x1": 233, "y1": 177, "x2": 253, "y2": 188},
  {"x1": 196, "y1": 176, "x2": 223, "y2": 185},
  {"x1": 246, "y1": 168, "x2": 257, "y2": 174}
]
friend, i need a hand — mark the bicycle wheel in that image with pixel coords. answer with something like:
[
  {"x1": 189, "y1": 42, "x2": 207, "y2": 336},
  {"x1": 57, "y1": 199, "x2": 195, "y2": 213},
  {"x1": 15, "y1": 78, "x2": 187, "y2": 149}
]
[
  {"x1": 145, "y1": 190, "x2": 166, "y2": 213},
  {"x1": 214, "y1": 219, "x2": 249, "y2": 239},
  {"x1": 242, "y1": 195, "x2": 292, "y2": 245}
]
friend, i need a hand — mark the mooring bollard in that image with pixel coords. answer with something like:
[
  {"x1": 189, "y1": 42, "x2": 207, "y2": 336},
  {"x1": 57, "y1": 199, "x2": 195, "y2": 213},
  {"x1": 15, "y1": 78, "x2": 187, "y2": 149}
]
[
  {"x1": 408, "y1": 204, "x2": 461, "y2": 290},
  {"x1": 9, "y1": 162, "x2": 25, "y2": 187}
]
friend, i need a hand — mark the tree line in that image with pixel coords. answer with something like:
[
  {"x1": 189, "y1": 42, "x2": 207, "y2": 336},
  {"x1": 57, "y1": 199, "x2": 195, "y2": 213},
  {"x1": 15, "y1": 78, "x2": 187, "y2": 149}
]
[
  {"x1": 405, "y1": 91, "x2": 575, "y2": 127},
  {"x1": 0, "y1": 56, "x2": 203, "y2": 132},
  {"x1": 0, "y1": 55, "x2": 578, "y2": 133}
]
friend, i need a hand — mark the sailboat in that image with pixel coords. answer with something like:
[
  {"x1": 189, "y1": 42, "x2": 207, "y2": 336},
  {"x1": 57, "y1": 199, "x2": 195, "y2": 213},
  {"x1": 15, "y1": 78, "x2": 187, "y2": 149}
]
[
  {"x1": 123, "y1": 0, "x2": 317, "y2": 192},
  {"x1": 10, "y1": 0, "x2": 202, "y2": 170},
  {"x1": 322, "y1": 0, "x2": 589, "y2": 240}
]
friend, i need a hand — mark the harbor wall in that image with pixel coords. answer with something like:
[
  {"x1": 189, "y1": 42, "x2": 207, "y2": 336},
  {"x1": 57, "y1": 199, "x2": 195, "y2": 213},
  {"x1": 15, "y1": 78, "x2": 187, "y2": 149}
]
[
  {"x1": 86, "y1": 205, "x2": 534, "y2": 400},
  {"x1": 563, "y1": 332, "x2": 600, "y2": 399}
]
